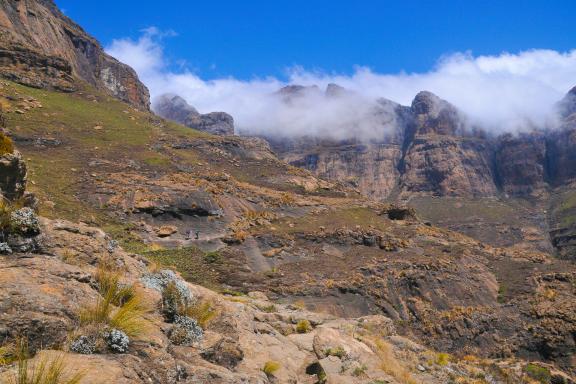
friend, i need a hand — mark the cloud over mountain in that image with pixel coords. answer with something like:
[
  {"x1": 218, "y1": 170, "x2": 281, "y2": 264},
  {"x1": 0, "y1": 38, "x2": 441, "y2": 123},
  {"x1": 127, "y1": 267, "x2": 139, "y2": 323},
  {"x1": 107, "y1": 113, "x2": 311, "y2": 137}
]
[{"x1": 107, "y1": 28, "x2": 576, "y2": 139}]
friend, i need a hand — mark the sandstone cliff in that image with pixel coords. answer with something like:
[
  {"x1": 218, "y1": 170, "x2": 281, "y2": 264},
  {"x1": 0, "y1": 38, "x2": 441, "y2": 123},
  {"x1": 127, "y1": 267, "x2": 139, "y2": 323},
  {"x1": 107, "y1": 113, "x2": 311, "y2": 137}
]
[{"x1": 0, "y1": 0, "x2": 150, "y2": 110}]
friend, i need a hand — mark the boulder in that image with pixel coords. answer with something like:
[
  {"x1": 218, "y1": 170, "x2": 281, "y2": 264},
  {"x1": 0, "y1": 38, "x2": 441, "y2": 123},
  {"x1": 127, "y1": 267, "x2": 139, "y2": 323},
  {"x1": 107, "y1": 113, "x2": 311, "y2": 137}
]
[{"x1": 0, "y1": 150, "x2": 27, "y2": 201}]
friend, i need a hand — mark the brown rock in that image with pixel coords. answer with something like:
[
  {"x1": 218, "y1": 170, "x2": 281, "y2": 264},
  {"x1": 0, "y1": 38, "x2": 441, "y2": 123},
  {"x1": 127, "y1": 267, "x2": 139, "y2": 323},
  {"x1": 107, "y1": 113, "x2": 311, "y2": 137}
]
[
  {"x1": 0, "y1": 0, "x2": 150, "y2": 109},
  {"x1": 155, "y1": 225, "x2": 177, "y2": 237}
]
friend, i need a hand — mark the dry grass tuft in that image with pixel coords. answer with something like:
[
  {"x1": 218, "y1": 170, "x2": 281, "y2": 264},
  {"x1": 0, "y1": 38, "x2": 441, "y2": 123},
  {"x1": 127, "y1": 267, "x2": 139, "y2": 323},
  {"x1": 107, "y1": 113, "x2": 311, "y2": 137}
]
[
  {"x1": 372, "y1": 339, "x2": 419, "y2": 384},
  {"x1": 78, "y1": 267, "x2": 148, "y2": 337},
  {"x1": 262, "y1": 361, "x2": 281, "y2": 377},
  {"x1": 8, "y1": 339, "x2": 84, "y2": 384},
  {"x1": 185, "y1": 299, "x2": 219, "y2": 329}
]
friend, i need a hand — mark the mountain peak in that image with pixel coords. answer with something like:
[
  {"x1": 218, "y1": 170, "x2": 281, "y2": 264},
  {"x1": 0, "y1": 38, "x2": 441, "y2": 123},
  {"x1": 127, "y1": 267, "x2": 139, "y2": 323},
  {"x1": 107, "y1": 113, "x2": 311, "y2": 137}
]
[{"x1": 0, "y1": 0, "x2": 150, "y2": 110}]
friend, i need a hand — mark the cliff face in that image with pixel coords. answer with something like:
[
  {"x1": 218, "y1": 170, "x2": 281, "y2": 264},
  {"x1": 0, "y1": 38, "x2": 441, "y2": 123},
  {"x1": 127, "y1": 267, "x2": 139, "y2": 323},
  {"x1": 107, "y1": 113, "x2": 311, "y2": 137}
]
[
  {"x1": 0, "y1": 0, "x2": 150, "y2": 110},
  {"x1": 268, "y1": 86, "x2": 576, "y2": 200}
]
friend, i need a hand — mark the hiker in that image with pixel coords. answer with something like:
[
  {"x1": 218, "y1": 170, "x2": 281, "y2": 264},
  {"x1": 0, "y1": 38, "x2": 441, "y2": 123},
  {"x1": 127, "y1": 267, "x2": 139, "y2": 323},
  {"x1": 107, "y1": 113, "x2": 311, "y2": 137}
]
[{"x1": 195, "y1": 230, "x2": 200, "y2": 240}]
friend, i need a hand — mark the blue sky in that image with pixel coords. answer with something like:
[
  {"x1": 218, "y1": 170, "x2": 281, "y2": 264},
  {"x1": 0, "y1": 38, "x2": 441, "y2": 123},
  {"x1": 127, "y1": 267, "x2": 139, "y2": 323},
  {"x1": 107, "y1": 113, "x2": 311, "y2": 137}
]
[{"x1": 56, "y1": 0, "x2": 574, "y2": 80}]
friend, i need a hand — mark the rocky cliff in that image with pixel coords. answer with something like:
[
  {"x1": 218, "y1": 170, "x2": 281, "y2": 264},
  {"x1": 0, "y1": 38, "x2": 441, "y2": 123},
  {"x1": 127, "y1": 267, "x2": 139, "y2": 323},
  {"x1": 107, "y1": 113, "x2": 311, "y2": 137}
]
[
  {"x1": 0, "y1": 0, "x2": 150, "y2": 110},
  {"x1": 155, "y1": 94, "x2": 234, "y2": 136}
]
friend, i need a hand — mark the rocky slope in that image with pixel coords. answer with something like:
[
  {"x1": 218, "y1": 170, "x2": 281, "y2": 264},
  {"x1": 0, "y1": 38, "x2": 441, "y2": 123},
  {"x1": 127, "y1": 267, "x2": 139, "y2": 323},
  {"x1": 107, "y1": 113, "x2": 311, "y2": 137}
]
[
  {"x1": 0, "y1": 0, "x2": 150, "y2": 110},
  {"x1": 8, "y1": 76, "x2": 576, "y2": 378},
  {"x1": 0, "y1": 1, "x2": 574, "y2": 380}
]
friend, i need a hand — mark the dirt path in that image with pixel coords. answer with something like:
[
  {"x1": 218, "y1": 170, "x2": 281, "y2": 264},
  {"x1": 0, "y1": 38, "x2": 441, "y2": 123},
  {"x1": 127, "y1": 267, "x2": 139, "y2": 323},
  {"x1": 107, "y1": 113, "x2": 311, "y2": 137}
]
[{"x1": 240, "y1": 236, "x2": 271, "y2": 272}]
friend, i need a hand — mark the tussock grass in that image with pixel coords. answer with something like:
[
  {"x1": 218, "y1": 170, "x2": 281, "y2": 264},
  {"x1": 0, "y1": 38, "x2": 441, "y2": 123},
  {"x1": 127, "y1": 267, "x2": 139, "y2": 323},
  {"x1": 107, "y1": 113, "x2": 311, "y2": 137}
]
[
  {"x1": 372, "y1": 339, "x2": 419, "y2": 384},
  {"x1": 94, "y1": 266, "x2": 134, "y2": 306},
  {"x1": 296, "y1": 319, "x2": 312, "y2": 334},
  {"x1": 8, "y1": 339, "x2": 84, "y2": 384},
  {"x1": 185, "y1": 300, "x2": 219, "y2": 329},
  {"x1": 0, "y1": 132, "x2": 14, "y2": 155},
  {"x1": 262, "y1": 361, "x2": 281, "y2": 377},
  {"x1": 78, "y1": 267, "x2": 148, "y2": 338},
  {"x1": 0, "y1": 343, "x2": 15, "y2": 365}
]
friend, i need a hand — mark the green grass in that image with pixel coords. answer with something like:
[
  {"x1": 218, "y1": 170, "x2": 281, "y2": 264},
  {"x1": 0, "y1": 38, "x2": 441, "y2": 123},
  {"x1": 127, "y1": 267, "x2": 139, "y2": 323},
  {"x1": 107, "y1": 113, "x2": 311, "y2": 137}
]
[
  {"x1": 144, "y1": 247, "x2": 222, "y2": 290},
  {"x1": 0, "y1": 81, "x2": 207, "y2": 223},
  {"x1": 267, "y1": 206, "x2": 389, "y2": 235},
  {"x1": 524, "y1": 363, "x2": 551, "y2": 383}
]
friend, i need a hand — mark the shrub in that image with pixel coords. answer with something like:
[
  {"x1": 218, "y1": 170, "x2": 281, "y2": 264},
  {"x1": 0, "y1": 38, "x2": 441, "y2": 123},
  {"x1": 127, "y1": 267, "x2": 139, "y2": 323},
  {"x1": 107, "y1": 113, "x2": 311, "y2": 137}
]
[
  {"x1": 168, "y1": 315, "x2": 203, "y2": 346},
  {"x1": 103, "y1": 329, "x2": 130, "y2": 353},
  {"x1": 325, "y1": 346, "x2": 346, "y2": 358},
  {"x1": 9, "y1": 339, "x2": 84, "y2": 384},
  {"x1": 0, "y1": 104, "x2": 6, "y2": 129},
  {"x1": 256, "y1": 303, "x2": 276, "y2": 313},
  {"x1": 352, "y1": 364, "x2": 367, "y2": 377},
  {"x1": 69, "y1": 335, "x2": 96, "y2": 355},
  {"x1": 141, "y1": 269, "x2": 191, "y2": 302},
  {"x1": 9, "y1": 208, "x2": 40, "y2": 236},
  {"x1": 524, "y1": 363, "x2": 551, "y2": 383},
  {"x1": 262, "y1": 361, "x2": 281, "y2": 377},
  {"x1": 435, "y1": 352, "x2": 450, "y2": 366},
  {"x1": 0, "y1": 132, "x2": 14, "y2": 156},
  {"x1": 203, "y1": 251, "x2": 220, "y2": 264},
  {"x1": 296, "y1": 319, "x2": 312, "y2": 334},
  {"x1": 161, "y1": 281, "x2": 187, "y2": 322}
]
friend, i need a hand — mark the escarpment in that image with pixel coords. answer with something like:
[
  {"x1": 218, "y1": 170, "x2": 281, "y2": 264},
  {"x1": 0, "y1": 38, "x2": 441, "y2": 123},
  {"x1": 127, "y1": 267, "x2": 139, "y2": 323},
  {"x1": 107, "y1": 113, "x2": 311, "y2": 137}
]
[{"x1": 0, "y1": 0, "x2": 150, "y2": 110}]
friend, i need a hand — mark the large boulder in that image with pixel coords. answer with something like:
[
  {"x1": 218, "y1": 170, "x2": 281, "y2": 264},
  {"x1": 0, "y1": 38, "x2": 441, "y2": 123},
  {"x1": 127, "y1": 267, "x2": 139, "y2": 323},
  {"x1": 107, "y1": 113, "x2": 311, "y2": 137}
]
[{"x1": 0, "y1": 150, "x2": 27, "y2": 201}]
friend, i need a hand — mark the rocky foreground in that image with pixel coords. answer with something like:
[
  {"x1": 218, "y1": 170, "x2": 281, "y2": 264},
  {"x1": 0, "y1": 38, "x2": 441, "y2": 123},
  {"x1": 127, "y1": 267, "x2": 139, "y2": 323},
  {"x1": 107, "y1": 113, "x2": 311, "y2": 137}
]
[{"x1": 1, "y1": 215, "x2": 573, "y2": 384}]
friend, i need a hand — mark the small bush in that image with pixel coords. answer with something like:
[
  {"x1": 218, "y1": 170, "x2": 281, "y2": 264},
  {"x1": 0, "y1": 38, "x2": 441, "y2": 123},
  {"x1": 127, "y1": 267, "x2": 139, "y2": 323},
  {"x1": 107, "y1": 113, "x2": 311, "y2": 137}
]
[
  {"x1": 161, "y1": 281, "x2": 187, "y2": 322},
  {"x1": 69, "y1": 335, "x2": 96, "y2": 355},
  {"x1": 169, "y1": 315, "x2": 204, "y2": 346},
  {"x1": 325, "y1": 346, "x2": 346, "y2": 358},
  {"x1": 204, "y1": 251, "x2": 220, "y2": 264},
  {"x1": 263, "y1": 361, "x2": 281, "y2": 377},
  {"x1": 0, "y1": 132, "x2": 14, "y2": 156},
  {"x1": 103, "y1": 329, "x2": 130, "y2": 353},
  {"x1": 9, "y1": 339, "x2": 84, "y2": 384},
  {"x1": 0, "y1": 104, "x2": 6, "y2": 130},
  {"x1": 141, "y1": 269, "x2": 191, "y2": 301},
  {"x1": 256, "y1": 303, "x2": 276, "y2": 313},
  {"x1": 296, "y1": 319, "x2": 312, "y2": 334},
  {"x1": 435, "y1": 352, "x2": 450, "y2": 366},
  {"x1": 8, "y1": 208, "x2": 40, "y2": 236},
  {"x1": 524, "y1": 363, "x2": 551, "y2": 383},
  {"x1": 352, "y1": 364, "x2": 367, "y2": 377}
]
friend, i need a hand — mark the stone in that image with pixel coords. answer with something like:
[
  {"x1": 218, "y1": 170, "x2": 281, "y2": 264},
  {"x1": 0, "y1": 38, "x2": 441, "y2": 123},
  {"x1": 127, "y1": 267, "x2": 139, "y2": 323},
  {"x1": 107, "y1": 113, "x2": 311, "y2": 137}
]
[
  {"x1": 155, "y1": 225, "x2": 177, "y2": 237},
  {"x1": 0, "y1": 151, "x2": 27, "y2": 201}
]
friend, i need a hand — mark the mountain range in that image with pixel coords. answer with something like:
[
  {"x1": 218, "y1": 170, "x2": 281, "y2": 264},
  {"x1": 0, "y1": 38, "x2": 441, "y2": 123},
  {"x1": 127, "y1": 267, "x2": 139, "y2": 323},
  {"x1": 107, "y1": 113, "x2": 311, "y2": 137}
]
[{"x1": 0, "y1": 1, "x2": 575, "y2": 383}]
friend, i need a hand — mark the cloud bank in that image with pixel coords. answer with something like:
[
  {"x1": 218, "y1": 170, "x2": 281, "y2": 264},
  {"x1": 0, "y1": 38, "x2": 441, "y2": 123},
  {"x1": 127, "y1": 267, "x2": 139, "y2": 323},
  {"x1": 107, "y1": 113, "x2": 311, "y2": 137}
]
[{"x1": 106, "y1": 28, "x2": 576, "y2": 139}]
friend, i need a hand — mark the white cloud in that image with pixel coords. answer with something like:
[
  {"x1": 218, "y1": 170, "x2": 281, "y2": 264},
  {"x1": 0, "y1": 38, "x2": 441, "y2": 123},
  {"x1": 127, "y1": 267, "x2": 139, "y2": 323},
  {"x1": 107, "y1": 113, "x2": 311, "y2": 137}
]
[{"x1": 106, "y1": 29, "x2": 576, "y2": 139}]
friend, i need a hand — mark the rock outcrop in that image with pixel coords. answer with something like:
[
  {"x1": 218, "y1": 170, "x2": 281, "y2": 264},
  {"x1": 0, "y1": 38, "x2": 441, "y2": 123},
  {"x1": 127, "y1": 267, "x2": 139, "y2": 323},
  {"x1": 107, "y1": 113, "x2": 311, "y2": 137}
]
[
  {"x1": 0, "y1": 0, "x2": 150, "y2": 110},
  {"x1": 155, "y1": 94, "x2": 234, "y2": 135},
  {"x1": 0, "y1": 149, "x2": 27, "y2": 201}
]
